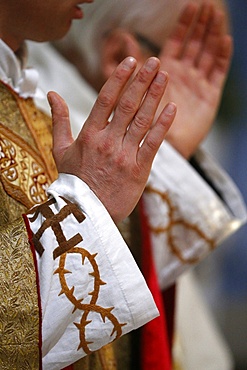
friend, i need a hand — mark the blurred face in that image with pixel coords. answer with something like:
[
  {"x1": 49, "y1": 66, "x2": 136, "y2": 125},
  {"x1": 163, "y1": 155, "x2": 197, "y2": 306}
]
[{"x1": 1, "y1": 0, "x2": 93, "y2": 50}]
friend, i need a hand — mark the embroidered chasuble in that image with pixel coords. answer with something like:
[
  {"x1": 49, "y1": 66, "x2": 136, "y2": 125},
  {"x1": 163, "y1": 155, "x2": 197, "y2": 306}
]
[
  {"x1": 0, "y1": 81, "x2": 119, "y2": 370},
  {"x1": 2, "y1": 63, "x2": 244, "y2": 369},
  {"x1": 0, "y1": 81, "x2": 56, "y2": 369}
]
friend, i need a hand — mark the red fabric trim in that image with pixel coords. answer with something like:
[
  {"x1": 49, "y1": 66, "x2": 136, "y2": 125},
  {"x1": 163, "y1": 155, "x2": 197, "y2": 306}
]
[
  {"x1": 139, "y1": 200, "x2": 171, "y2": 370},
  {"x1": 62, "y1": 366, "x2": 74, "y2": 370},
  {"x1": 23, "y1": 214, "x2": 43, "y2": 370}
]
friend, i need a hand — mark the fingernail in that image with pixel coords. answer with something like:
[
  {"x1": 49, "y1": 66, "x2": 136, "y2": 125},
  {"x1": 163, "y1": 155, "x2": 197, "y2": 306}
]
[
  {"x1": 155, "y1": 71, "x2": 168, "y2": 84},
  {"x1": 47, "y1": 92, "x2": 53, "y2": 107},
  {"x1": 47, "y1": 91, "x2": 57, "y2": 104},
  {"x1": 166, "y1": 102, "x2": 176, "y2": 114},
  {"x1": 145, "y1": 57, "x2": 159, "y2": 72},
  {"x1": 122, "y1": 56, "x2": 137, "y2": 70}
]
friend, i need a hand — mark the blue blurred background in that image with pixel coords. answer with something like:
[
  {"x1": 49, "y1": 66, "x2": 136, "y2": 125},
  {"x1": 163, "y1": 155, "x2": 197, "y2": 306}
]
[{"x1": 196, "y1": 1, "x2": 247, "y2": 369}]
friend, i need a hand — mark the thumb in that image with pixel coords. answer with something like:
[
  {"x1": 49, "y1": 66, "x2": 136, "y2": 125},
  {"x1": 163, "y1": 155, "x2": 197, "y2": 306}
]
[{"x1": 47, "y1": 91, "x2": 74, "y2": 166}]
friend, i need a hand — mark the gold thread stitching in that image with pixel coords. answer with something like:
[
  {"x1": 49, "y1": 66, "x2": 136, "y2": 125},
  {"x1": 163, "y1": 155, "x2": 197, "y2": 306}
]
[
  {"x1": 0, "y1": 123, "x2": 51, "y2": 208},
  {"x1": 145, "y1": 186, "x2": 215, "y2": 263},
  {"x1": 28, "y1": 197, "x2": 126, "y2": 354}
]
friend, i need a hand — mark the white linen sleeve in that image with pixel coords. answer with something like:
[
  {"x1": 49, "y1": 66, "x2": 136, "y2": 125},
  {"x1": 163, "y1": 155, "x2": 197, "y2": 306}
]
[
  {"x1": 26, "y1": 173, "x2": 158, "y2": 370},
  {"x1": 143, "y1": 141, "x2": 247, "y2": 290}
]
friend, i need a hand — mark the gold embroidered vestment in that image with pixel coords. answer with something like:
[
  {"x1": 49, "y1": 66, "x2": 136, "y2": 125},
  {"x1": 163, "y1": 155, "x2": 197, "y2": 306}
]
[{"x1": 0, "y1": 82, "x2": 118, "y2": 370}]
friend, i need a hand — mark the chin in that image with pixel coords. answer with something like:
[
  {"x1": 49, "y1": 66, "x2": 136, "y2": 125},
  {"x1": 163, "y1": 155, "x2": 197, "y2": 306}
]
[
  {"x1": 49, "y1": 19, "x2": 72, "y2": 40},
  {"x1": 49, "y1": 27, "x2": 71, "y2": 42}
]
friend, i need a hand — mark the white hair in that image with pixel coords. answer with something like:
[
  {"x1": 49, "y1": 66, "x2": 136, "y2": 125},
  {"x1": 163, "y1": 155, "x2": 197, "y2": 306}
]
[{"x1": 56, "y1": 0, "x2": 227, "y2": 78}]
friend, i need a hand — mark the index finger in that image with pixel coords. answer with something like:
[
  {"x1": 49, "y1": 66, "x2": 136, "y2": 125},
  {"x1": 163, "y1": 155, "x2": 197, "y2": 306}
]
[{"x1": 82, "y1": 57, "x2": 137, "y2": 131}]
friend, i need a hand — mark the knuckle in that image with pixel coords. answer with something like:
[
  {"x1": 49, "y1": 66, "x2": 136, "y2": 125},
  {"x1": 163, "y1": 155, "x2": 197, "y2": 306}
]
[
  {"x1": 106, "y1": 146, "x2": 129, "y2": 170},
  {"x1": 145, "y1": 137, "x2": 158, "y2": 151},
  {"x1": 136, "y1": 69, "x2": 149, "y2": 84},
  {"x1": 114, "y1": 151, "x2": 128, "y2": 169},
  {"x1": 114, "y1": 67, "x2": 128, "y2": 83},
  {"x1": 118, "y1": 97, "x2": 136, "y2": 114},
  {"x1": 77, "y1": 126, "x2": 94, "y2": 146},
  {"x1": 133, "y1": 113, "x2": 151, "y2": 130},
  {"x1": 98, "y1": 136, "x2": 115, "y2": 155},
  {"x1": 97, "y1": 91, "x2": 115, "y2": 109},
  {"x1": 149, "y1": 83, "x2": 163, "y2": 99}
]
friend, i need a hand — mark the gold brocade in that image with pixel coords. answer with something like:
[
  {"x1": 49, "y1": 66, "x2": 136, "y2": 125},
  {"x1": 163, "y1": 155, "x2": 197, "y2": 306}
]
[
  {"x1": 0, "y1": 82, "x2": 57, "y2": 369},
  {"x1": 0, "y1": 82, "x2": 57, "y2": 182},
  {"x1": 0, "y1": 122, "x2": 51, "y2": 209},
  {"x1": 17, "y1": 91, "x2": 57, "y2": 182},
  {"x1": 0, "y1": 218, "x2": 40, "y2": 369},
  {"x1": 0, "y1": 82, "x2": 58, "y2": 210},
  {"x1": 0, "y1": 82, "x2": 118, "y2": 370},
  {"x1": 74, "y1": 344, "x2": 117, "y2": 370},
  {"x1": 74, "y1": 353, "x2": 103, "y2": 370}
]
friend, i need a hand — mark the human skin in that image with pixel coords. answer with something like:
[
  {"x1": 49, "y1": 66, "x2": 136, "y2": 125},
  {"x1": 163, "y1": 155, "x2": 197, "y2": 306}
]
[
  {"x1": 156, "y1": 2, "x2": 233, "y2": 158},
  {"x1": 0, "y1": 0, "x2": 177, "y2": 223},
  {"x1": 96, "y1": 1, "x2": 232, "y2": 159},
  {"x1": 48, "y1": 57, "x2": 177, "y2": 223},
  {"x1": 0, "y1": 0, "x2": 93, "y2": 51}
]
